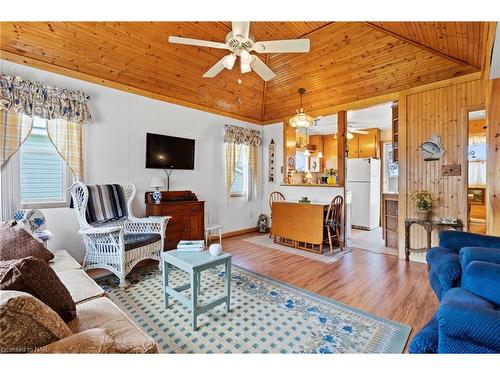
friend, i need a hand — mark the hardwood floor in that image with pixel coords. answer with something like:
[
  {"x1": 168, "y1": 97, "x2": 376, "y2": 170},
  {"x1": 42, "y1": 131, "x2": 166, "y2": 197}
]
[{"x1": 222, "y1": 232, "x2": 438, "y2": 351}]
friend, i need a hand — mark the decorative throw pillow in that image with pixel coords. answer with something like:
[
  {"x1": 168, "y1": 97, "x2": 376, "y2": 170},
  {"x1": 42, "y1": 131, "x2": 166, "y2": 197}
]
[
  {"x1": 0, "y1": 257, "x2": 76, "y2": 321},
  {"x1": 0, "y1": 290, "x2": 72, "y2": 353},
  {"x1": 0, "y1": 221, "x2": 54, "y2": 262}
]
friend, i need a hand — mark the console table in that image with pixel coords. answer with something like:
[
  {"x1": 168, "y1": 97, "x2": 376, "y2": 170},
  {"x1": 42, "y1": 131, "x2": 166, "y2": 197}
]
[
  {"x1": 145, "y1": 190, "x2": 204, "y2": 250},
  {"x1": 404, "y1": 218, "x2": 464, "y2": 261}
]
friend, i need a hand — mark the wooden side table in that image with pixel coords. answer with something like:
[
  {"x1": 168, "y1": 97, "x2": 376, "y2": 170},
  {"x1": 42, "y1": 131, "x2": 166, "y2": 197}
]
[
  {"x1": 404, "y1": 218, "x2": 463, "y2": 261},
  {"x1": 162, "y1": 250, "x2": 232, "y2": 330}
]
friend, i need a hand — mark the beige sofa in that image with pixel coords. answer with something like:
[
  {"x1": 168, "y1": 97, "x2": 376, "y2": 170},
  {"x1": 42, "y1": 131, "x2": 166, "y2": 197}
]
[{"x1": 38, "y1": 250, "x2": 158, "y2": 353}]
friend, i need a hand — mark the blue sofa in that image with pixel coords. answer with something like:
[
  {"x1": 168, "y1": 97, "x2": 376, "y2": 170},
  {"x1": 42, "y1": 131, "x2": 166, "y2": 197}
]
[
  {"x1": 426, "y1": 231, "x2": 500, "y2": 300},
  {"x1": 410, "y1": 261, "x2": 500, "y2": 353},
  {"x1": 410, "y1": 231, "x2": 500, "y2": 353}
]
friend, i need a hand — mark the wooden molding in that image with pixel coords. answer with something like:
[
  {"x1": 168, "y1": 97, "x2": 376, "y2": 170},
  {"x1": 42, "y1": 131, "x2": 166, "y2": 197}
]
[
  {"x1": 363, "y1": 22, "x2": 475, "y2": 68},
  {"x1": 482, "y1": 22, "x2": 498, "y2": 79},
  {"x1": 222, "y1": 226, "x2": 258, "y2": 239},
  {"x1": 337, "y1": 110, "x2": 347, "y2": 187},
  {"x1": 0, "y1": 50, "x2": 264, "y2": 126}
]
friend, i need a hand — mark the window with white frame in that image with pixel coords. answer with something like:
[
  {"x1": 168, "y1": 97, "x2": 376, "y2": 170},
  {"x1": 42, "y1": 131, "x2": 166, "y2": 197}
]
[
  {"x1": 20, "y1": 116, "x2": 70, "y2": 208},
  {"x1": 230, "y1": 144, "x2": 249, "y2": 196}
]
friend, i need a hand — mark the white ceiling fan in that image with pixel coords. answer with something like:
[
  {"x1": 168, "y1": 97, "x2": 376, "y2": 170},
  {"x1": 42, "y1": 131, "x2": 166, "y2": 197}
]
[{"x1": 168, "y1": 22, "x2": 310, "y2": 81}]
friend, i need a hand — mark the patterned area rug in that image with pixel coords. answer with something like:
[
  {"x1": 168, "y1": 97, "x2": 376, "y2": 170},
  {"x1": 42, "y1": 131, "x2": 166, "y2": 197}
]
[
  {"x1": 243, "y1": 235, "x2": 350, "y2": 264},
  {"x1": 97, "y1": 265, "x2": 410, "y2": 353}
]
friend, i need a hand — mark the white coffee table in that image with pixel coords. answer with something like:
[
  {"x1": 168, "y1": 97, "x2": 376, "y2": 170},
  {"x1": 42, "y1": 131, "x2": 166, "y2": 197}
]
[{"x1": 161, "y1": 250, "x2": 232, "y2": 330}]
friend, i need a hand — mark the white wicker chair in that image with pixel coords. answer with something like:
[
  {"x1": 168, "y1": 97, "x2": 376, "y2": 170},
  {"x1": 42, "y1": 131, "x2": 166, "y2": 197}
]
[{"x1": 70, "y1": 182, "x2": 170, "y2": 288}]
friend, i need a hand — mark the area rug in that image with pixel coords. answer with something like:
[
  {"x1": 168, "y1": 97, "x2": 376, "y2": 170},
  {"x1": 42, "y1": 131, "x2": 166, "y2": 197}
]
[
  {"x1": 243, "y1": 235, "x2": 350, "y2": 264},
  {"x1": 97, "y1": 265, "x2": 411, "y2": 353}
]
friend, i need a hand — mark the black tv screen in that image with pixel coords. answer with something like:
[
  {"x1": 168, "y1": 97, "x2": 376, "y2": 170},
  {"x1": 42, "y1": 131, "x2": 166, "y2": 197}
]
[{"x1": 146, "y1": 133, "x2": 195, "y2": 170}]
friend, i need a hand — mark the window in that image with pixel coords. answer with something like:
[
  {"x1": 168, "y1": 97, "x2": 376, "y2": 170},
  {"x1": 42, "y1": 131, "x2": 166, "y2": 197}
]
[
  {"x1": 383, "y1": 142, "x2": 399, "y2": 193},
  {"x1": 20, "y1": 116, "x2": 69, "y2": 208},
  {"x1": 230, "y1": 144, "x2": 249, "y2": 196}
]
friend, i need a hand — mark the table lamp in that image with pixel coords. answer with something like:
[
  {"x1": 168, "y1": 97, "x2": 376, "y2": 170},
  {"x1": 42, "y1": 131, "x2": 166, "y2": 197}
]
[{"x1": 149, "y1": 176, "x2": 165, "y2": 204}]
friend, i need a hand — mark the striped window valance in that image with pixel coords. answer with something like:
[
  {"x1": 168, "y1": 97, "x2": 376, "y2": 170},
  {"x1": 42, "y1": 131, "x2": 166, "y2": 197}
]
[
  {"x1": 0, "y1": 75, "x2": 92, "y2": 125},
  {"x1": 224, "y1": 124, "x2": 262, "y2": 146}
]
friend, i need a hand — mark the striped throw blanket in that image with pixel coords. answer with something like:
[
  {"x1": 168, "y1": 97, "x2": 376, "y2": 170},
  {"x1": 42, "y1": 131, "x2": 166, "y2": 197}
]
[{"x1": 86, "y1": 184, "x2": 127, "y2": 225}]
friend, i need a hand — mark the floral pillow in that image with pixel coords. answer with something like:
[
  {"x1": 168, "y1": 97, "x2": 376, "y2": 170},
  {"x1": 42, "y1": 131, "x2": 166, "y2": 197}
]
[{"x1": 0, "y1": 290, "x2": 72, "y2": 353}]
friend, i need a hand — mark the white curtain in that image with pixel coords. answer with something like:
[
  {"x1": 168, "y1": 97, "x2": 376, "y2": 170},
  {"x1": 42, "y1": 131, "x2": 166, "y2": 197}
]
[
  {"x1": 0, "y1": 151, "x2": 21, "y2": 221},
  {"x1": 468, "y1": 161, "x2": 487, "y2": 186}
]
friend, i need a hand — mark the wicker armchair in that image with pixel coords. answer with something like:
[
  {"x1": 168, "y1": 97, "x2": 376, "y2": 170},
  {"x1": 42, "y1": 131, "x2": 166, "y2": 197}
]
[{"x1": 70, "y1": 182, "x2": 170, "y2": 287}]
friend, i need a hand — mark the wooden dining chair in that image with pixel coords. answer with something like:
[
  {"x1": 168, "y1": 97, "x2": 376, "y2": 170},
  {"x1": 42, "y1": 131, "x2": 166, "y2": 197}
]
[
  {"x1": 269, "y1": 191, "x2": 285, "y2": 238},
  {"x1": 325, "y1": 195, "x2": 344, "y2": 254}
]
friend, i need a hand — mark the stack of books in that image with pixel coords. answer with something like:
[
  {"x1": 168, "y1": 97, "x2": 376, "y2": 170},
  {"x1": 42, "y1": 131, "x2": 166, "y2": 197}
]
[{"x1": 177, "y1": 240, "x2": 204, "y2": 252}]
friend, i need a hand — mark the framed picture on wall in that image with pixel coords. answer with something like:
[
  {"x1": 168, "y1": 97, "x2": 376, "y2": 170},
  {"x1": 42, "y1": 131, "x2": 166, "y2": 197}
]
[
  {"x1": 310, "y1": 157, "x2": 320, "y2": 172},
  {"x1": 468, "y1": 187, "x2": 485, "y2": 205}
]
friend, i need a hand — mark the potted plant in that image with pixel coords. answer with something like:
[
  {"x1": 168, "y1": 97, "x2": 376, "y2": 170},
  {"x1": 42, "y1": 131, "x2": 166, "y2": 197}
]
[{"x1": 410, "y1": 190, "x2": 434, "y2": 221}]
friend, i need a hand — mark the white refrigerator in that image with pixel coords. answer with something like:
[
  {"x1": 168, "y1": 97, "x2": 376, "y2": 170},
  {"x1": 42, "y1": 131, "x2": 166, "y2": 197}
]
[{"x1": 346, "y1": 158, "x2": 381, "y2": 230}]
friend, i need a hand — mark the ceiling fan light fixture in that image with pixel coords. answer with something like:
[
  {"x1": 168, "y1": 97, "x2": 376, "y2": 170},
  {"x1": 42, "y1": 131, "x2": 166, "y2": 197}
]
[
  {"x1": 222, "y1": 53, "x2": 236, "y2": 70},
  {"x1": 347, "y1": 132, "x2": 354, "y2": 140},
  {"x1": 240, "y1": 49, "x2": 252, "y2": 64},
  {"x1": 241, "y1": 62, "x2": 252, "y2": 74}
]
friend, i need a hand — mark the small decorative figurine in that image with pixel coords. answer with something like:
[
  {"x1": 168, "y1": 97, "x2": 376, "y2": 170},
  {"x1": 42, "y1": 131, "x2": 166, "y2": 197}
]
[{"x1": 257, "y1": 213, "x2": 269, "y2": 233}]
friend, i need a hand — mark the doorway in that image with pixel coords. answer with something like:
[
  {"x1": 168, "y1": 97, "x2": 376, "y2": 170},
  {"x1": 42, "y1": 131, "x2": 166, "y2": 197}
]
[
  {"x1": 344, "y1": 102, "x2": 399, "y2": 256},
  {"x1": 467, "y1": 109, "x2": 487, "y2": 234}
]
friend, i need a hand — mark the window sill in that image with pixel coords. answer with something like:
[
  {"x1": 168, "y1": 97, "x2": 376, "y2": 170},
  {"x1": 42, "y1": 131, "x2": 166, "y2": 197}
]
[
  {"x1": 229, "y1": 193, "x2": 246, "y2": 198},
  {"x1": 21, "y1": 202, "x2": 69, "y2": 210}
]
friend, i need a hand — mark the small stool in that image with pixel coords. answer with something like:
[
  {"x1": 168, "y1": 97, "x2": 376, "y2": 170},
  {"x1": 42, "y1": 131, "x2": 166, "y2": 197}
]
[{"x1": 204, "y1": 224, "x2": 222, "y2": 247}]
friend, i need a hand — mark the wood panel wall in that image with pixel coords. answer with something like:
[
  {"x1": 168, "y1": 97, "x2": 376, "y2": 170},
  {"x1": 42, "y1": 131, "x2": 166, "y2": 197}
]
[
  {"x1": 488, "y1": 79, "x2": 500, "y2": 235},
  {"x1": 398, "y1": 79, "x2": 486, "y2": 258}
]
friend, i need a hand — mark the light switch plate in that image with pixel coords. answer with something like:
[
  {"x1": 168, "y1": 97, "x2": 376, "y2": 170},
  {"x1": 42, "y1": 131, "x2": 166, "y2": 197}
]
[{"x1": 442, "y1": 164, "x2": 461, "y2": 176}]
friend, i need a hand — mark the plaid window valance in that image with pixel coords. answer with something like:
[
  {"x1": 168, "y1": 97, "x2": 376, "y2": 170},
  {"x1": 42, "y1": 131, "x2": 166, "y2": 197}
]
[
  {"x1": 0, "y1": 75, "x2": 92, "y2": 125},
  {"x1": 224, "y1": 124, "x2": 262, "y2": 146}
]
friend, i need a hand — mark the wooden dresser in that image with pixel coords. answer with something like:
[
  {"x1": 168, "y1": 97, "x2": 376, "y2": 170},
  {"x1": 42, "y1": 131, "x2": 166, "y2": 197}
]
[
  {"x1": 145, "y1": 190, "x2": 205, "y2": 250},
  {"x1": 382, "y1": 193, "x2": 399, "y2": 249}
]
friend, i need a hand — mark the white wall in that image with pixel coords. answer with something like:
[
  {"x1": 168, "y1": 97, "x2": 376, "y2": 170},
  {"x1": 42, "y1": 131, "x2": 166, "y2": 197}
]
[
  {"x1": 1, "y1": 60, "x2": 263, "y2": 263},
  {"x1": 261, "y1": 123, "x2": 344, "y2": 218}
]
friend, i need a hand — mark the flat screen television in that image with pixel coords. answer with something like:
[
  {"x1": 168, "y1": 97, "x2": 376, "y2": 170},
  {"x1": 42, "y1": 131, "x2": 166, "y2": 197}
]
[{"x1": 146, "y1": 133, "x2": 195, "y2": 170}]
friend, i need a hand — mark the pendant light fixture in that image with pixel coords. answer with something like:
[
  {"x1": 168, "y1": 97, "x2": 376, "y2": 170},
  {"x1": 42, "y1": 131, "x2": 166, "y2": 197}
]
[{"x1": 289, "y1": 88, "x2": 314, "y2": 128}]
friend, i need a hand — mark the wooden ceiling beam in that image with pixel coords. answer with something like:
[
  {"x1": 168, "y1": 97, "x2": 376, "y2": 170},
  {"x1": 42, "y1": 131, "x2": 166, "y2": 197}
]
[{"x1": 363, "y1": 22, "x2": 476, "y2": 68}]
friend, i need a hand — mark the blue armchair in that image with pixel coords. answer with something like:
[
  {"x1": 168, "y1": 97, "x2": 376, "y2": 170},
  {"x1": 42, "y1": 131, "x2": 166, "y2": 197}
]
[
  {"x1": 410, "y1": 261, "x2": 500, "y2": 353},
  {"x1": 426, "y1": 231, "x2": 500, "y2": 300}
]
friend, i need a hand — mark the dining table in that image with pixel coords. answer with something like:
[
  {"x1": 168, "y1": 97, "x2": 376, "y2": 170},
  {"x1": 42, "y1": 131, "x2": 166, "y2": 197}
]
[{"x1": 270, "y1": 200, "x2": 331, "y2": 254}]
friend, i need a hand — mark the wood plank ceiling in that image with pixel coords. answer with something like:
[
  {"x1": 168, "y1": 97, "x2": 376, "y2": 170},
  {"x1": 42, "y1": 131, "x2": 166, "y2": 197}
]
[{"x1": 0, "y1": 22, "x2": 489, "y2": 124}]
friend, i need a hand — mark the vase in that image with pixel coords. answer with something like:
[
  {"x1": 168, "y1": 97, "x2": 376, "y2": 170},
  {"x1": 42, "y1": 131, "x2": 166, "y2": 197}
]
[
  {"x1": 327, "y1": 175, "x2": 335, "y2": 185},
  {"x1": 417, "y1": 209, "x2": 430, "y2": 221}
]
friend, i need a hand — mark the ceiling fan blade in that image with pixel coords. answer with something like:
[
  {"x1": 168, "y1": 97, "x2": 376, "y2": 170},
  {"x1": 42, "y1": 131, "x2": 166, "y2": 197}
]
[
  {"x1": 250, "y1": 55, "x2": 276, "y2": 81},
  {"x1": 203, "y1": 57, "x2": 227, "y2": 78},
  {"x1": 232, "y1": 21, "x2": 250, "y2": 39},
  {"x1": 168, "y1": 36, "x2": 228, "y2": 50},
  {"x1": 253, "y1": 39, "x2": 310, "y2": 53}
]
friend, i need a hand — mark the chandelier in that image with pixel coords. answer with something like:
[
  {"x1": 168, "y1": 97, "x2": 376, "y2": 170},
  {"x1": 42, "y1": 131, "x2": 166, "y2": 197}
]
[{"x1": 289, "y1": 88, "x2": 314, "y2": 128}]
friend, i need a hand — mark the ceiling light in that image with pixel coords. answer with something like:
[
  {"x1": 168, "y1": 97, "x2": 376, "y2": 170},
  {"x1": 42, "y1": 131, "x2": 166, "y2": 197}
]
[
  {"x1": 241, "y1": 62, "x2": 252, "y2": 74},
  {"x1": 240, "y1": 49, "x2": 252, "y2": 65},
  {"x1": 223, "y1": 53, "x2": 236, "y2": 70},
  {"x1": 347, "y1": 132, "x2": 354, "y2": 140},
  {"x1": 289, "y1": 88, "x2": 314, "y2": 128}
]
